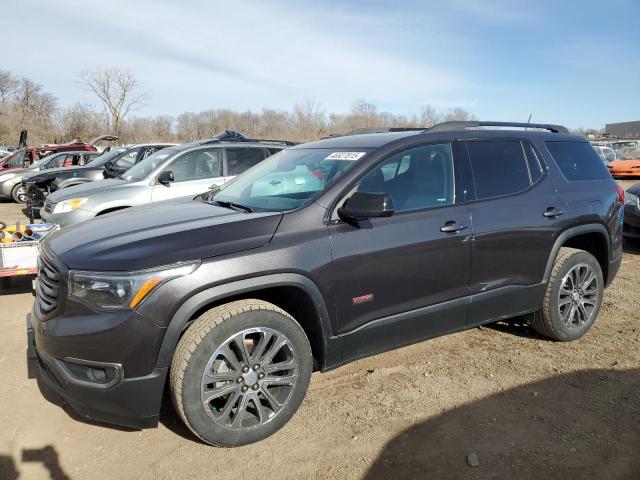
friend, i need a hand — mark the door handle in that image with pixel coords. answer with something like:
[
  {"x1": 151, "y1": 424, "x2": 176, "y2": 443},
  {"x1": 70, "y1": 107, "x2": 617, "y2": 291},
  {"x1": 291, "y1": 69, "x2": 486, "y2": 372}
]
[
  {"x1": 440, "y1": 221, "x2": 468, "y2": 233},
  {"x1": 543, "y1": 207, "x2": 565, "y2": 218}
]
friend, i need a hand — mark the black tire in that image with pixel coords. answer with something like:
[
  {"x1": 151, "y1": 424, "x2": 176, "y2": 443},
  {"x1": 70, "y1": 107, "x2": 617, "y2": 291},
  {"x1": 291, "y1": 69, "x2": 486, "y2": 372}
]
[
  {"x1": 11, "y1": 183, "x2": 27, "y2": 203},
  {"x1": 528, "y1": 247, "x2": 604, "y2": 341},
  {"x1": 170, "y1": 299, "x2": 313, "y2": 447}
]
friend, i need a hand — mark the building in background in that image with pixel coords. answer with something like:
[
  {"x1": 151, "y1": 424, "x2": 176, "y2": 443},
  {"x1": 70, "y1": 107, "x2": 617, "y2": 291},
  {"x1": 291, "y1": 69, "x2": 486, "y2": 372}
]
[{"x1": 605, "y1": 121, "x2": 640, "y2": 138}]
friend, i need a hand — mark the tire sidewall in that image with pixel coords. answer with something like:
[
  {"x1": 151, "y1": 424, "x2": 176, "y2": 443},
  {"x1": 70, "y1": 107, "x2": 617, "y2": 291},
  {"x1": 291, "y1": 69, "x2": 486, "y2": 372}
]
[
  {"x1": 12, "y1": 184, "x2": 26, "y2": 203},
  {"x1": 178, "y1": 309, "x2": 312, "y2": 447},
  {"x1": 548, "y1": 251, "x2": 604, "y2": 341}
]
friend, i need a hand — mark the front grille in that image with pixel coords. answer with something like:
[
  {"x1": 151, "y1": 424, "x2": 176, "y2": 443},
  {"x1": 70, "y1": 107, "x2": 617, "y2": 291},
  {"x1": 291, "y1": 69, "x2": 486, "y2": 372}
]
[
  {"x1": 35, "y1": 252, "x2": 60, "y2": 316},
  {"x1": 44, "y1": 199, "x2": 53, "y2": 213}
]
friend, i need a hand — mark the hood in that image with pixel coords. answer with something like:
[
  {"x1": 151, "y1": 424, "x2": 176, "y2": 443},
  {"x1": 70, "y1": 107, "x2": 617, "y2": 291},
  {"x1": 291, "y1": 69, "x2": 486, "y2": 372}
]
[
  {"x1": 46, "y1": 200, "x2": 283, "y2": 270},
  {"x1": 25, "y1": 163, "x2": 102, "y2": 180},
  {"x1": 609, "y1": 159, "x2": 640, "y2": 166},
  {"x1": 48, "y1": 178, "x2": 130, "y2": 201}
]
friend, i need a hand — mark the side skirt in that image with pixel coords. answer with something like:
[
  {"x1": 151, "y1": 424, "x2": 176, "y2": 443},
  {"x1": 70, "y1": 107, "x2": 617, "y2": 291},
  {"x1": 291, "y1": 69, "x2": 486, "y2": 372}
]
[{"x1": 322, "y1": 283, "x2": 545, "y2": 372}]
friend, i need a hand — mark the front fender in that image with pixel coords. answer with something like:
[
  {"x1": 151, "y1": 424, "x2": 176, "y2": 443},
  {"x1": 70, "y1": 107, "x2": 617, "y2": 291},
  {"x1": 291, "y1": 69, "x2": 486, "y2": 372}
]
[{"x1": 152, "y1": 273, "x2": 332, "y2": 370}]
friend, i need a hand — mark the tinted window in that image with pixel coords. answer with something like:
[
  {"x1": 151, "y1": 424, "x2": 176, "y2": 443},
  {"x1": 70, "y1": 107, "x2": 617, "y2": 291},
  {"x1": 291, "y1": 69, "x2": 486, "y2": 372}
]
[
  {"x1": 166, "y1": 148, "x2": 222, "y2": 182},
  {"x1": 466, "y1": 140, "x2": 530, "y2": 199},
  {"x1": 52, "y1": 154, "x2": 72, "y2": 167},
  {"x1": 546, "y1": 141, "x2": 611, "y2": 181},
  {"x1": 356, "y1": 143, "x2": 455, "y2": 212},
  {"x1": 226, "y1": 148, "x2": 267, "y2": 175}
]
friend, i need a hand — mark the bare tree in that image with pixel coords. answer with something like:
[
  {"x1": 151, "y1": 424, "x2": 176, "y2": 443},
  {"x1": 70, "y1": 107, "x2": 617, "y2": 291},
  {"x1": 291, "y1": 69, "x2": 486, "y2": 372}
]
[
  {"x1": 444, "y1": 107, "x2": 473, "y2": 122},
  {"x1": 0, "y1": 70, "x2": 18, "y2": 104},
  {"x1": 419, "y1": 104, "x2": 443, "y2": 127},
  {"x1": 79, "y1": 68, "x2": 148, "y2": 135},
  {"x1": 14, "y1": 78, "x2": 57, "y2": 124}
]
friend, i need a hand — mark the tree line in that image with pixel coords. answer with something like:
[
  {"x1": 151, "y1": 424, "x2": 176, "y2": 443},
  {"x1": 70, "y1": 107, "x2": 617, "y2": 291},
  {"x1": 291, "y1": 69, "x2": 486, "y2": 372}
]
[{"x1": 0, "y1": 68, "x2": 597, "y2": 147}]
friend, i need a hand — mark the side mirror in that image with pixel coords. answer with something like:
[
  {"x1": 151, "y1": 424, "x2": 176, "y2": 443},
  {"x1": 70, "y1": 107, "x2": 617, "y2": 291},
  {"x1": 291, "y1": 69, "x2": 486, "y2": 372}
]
[
  {"x1": 157, "y1": 170, "x2": 174, "y2": 185},
  {"x1": 337, "y1": 192, "x2": 395, "y2": 222}
]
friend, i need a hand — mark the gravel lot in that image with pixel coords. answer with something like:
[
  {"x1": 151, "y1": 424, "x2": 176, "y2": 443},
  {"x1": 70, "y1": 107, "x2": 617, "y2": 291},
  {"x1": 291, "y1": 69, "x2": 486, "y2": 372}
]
[{"x1": 1, "y1": 182, "x2": 639, "y2": 480}]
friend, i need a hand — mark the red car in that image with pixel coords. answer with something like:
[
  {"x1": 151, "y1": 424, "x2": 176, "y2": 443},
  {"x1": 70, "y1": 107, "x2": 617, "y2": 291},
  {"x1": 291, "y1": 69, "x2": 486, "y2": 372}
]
[{"x1": 0, "y1": 135, "x2": 117, "y2": 172}]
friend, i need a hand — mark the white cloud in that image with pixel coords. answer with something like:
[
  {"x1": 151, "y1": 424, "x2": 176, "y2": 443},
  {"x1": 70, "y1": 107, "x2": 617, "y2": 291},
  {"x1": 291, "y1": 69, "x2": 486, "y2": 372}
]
[{"x1": 3, "y1": 0, "x2": 468, "y2": 115}]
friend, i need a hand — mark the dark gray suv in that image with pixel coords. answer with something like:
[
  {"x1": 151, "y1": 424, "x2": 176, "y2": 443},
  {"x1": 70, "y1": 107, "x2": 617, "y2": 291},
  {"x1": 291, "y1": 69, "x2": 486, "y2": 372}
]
[{"x1": 28, "y1": 121, "x2": 624, "y2": 447}]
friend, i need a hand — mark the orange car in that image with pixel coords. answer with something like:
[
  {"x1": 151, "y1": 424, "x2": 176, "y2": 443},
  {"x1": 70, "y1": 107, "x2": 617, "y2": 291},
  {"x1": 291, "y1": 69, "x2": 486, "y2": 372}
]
[
  {"x1": 608, "y1": 148, "x2": 640, "y2": 178},
  {"x1": 608, "y1": 159, "x2": 640, "y2": 178}
]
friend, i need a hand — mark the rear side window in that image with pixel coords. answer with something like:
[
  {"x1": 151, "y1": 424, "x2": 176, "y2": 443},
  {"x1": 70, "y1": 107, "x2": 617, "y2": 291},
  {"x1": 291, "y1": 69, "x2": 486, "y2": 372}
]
[
  {"x1": 226, "y1": 148, "x2": 267, "y2": 175},
  {"x1": 465, "y1": 140, "x2": 531, "y2": 199},
  {"x1": 546, "y1": 142, "x2": 611, "y2": 181}
]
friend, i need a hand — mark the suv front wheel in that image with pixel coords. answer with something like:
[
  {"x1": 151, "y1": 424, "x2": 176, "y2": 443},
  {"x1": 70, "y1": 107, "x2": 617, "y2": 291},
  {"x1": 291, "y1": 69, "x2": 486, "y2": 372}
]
[
  {"x1": 170, "y1": 299, "x2": 313, "y2": 447},
  {"x1": 528, "y1": 247, "x2": 604, "y2": 341}
]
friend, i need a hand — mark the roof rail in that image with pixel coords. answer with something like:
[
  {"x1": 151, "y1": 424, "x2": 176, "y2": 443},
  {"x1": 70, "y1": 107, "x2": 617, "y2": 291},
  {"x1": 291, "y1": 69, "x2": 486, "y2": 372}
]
[
  {"x1": 200, "y1": 129, "x2": 297, "y2": 146},
  {"x1": 427, "y1": 121, "x2": 569, "y2": 134},
  {"x1": 322, "y1": 127, "x2": 428, "y2": 139}
]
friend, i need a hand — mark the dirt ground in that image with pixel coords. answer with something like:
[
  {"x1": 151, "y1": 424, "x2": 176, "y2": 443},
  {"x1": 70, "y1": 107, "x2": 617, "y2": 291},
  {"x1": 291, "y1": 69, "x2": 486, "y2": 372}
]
[{"x1": 1, "y1": 182, "x2": 639, "y2": 480}]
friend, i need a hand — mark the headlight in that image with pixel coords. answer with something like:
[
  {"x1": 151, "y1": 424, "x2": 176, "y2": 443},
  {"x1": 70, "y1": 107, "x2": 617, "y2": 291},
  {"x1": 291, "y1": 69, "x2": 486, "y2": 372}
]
[
  {"x1": 53, "y1": 197, "x2": 88, "y2": 213},
  {"x1": 69, "y1": 262, "x2": 199, "y2": 310},
  {"x1": 0, "y1": 173, "x2": 16, "y2": 182},
  {"x1": 625, "y1": 191, "x2": 640, "y2": 208}
]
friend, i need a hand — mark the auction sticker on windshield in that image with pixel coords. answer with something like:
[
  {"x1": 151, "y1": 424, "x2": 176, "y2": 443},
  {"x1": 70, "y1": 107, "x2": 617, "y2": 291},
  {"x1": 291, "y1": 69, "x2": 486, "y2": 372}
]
[{"x1": 325, "y1": 152, "x2": 367, "y2": 161}]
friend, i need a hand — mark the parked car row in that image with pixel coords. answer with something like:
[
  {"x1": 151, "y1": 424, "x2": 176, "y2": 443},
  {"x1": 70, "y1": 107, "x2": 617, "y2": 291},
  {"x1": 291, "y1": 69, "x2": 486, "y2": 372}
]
[
  {"x1": 3, "y1": 131, "x2": 289, "y2": 226},
  {"x1": 21, "y1": 144, "x2": 175, "y2": 219},
  {"x1": 0, "y1": 151, "x2": 100, "y2": 202}
]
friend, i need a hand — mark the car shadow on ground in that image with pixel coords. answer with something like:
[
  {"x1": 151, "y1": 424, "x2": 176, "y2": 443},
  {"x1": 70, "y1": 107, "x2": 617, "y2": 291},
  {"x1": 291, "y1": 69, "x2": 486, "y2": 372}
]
[
  {"x1": 364, "y1": 368, "x2": 640, "y2": 480},
  {"x1": 158, "y1": 392, "x2": 207, "y2": 444},
  {"x1": 0, "y1": 445, "x2": 71, "y2": 480},
  {"x1": 623, "y1": 238, "x2": 640, "y2": 255},
  {"x1": 482, "y1": 317, "x2": 546, "y2": 339}
]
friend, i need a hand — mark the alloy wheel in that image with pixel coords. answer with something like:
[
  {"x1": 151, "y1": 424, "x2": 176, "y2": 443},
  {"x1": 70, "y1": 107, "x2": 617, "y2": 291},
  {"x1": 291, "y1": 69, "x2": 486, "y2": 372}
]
[
  {"x1": 200, "y1": 327, "x2": 299, "y2": 430},
  {"x1": 558, "y1": 263, "x2": 599, "y2": 329}
]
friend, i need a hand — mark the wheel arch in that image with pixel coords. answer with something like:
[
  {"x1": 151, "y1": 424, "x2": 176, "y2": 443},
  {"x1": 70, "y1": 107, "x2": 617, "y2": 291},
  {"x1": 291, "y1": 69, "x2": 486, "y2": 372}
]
[
  {"x1": 544, "y1": 224, "x2": 611, "y2": 286},
  {"x1": 155, "y1": 273, "x2": 332, "y2": 372}
]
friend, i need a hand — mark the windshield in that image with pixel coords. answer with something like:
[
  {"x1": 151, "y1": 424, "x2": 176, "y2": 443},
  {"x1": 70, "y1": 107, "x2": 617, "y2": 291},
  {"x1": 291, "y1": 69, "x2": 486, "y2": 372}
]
[
  {"x1": 212, "y1": 148, "x2": 367, "y2": 211},
  {"x1": 122, "y1": 147, "x2": 181, "y2": 181}
]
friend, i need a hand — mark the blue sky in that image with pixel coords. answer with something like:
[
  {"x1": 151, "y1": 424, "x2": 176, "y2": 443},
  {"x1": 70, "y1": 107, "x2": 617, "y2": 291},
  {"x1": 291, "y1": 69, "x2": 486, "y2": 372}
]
[{"x1": 2, "y1": 0, "x2": 639, "y2": 128}]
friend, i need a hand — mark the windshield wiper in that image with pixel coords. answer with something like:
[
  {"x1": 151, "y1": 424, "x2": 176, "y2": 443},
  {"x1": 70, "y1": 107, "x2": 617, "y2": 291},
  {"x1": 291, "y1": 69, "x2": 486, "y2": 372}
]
[{"x1": 212, "y1": 200, "x2": 253, "y2": 213}]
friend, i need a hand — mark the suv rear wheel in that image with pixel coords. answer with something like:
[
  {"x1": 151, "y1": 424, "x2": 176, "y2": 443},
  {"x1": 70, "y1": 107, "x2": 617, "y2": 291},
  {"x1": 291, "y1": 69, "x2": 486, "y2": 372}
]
[
  {"x1": 528, "y1": 247, "x2": 604, "y2": 341},
  {"x1": 170, "y1": 299, "x2": 313, "y2": 447}
]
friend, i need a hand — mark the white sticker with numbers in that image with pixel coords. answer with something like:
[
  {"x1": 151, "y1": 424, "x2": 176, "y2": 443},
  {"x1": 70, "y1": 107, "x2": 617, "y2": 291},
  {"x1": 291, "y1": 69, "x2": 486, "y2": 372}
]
[{"x1": 324, "y1": 151, "x2": 367, "y2": 161}]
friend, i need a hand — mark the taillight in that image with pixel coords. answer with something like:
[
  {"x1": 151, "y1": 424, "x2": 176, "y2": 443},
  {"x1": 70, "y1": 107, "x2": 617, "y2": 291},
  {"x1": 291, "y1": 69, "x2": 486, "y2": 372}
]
[{"x1": 615, "y1": 185, "x2": 625, "y2": 204}]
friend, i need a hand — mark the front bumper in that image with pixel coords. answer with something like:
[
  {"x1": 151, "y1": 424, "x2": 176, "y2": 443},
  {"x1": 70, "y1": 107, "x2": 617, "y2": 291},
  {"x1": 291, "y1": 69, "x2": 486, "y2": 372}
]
[
  {"x1": 609, "y1": 169, "x2": 640, "y2": 178},
  {"x1": 40, "y1": 207, "x2": 95, "y2": 227},
  {"x1": 29, "y1": 312, "x2": 168, "y2": 429}
]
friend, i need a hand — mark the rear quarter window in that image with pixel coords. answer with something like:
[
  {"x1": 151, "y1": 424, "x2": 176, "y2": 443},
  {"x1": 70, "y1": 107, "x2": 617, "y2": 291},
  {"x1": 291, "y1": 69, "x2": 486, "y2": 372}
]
[{"x1": 546, "y1": 141, "x2": 611, "y2": 181}]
